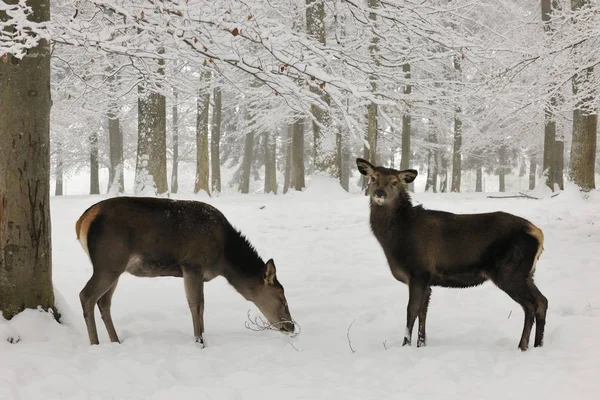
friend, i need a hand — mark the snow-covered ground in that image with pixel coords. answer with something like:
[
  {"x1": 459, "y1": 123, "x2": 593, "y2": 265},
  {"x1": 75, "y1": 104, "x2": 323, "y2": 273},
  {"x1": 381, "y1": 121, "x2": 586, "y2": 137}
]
[{"x1": 2, "y1": 177, "x2": 599, "y2": 400}]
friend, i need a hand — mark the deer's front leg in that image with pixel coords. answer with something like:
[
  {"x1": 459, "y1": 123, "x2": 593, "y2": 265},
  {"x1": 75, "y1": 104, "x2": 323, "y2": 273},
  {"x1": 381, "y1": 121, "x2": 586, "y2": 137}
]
[
  {"x1": 403, "y1": 279, "x2": 427, "y2": 346},
  {"x1": 182, "y1": 268, "x2": 205, "y2": 348},
  {"x1": 417, "y1": 286, "x2": 432, "y2": 347}
]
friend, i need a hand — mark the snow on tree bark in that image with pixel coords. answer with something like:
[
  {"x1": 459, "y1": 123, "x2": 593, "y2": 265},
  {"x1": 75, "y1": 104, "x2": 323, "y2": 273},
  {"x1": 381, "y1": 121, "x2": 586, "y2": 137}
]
[
  {"x1": 107, "y1": 112, "x2": 124, "y2": 195},
  {"x1": 0, "y1": 0, "x2": 56, "y2": 320},
  {"x1": 135, "y1": 84, "x2": 168, "y2": 196}
]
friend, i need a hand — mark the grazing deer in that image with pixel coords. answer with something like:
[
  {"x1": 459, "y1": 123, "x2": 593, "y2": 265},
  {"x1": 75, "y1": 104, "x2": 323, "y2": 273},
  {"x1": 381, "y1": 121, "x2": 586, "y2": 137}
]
[
  {"x1": 356, "y1": 158, "x2": 548, "y2": 351},
  {"x1": 75, "y1": 197, "x2": 295, "y2": 347}
]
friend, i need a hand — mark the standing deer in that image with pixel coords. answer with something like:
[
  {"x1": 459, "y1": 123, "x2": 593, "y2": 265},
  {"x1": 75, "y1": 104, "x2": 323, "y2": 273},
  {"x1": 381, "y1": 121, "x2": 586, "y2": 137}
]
[
  {"x1": 356, "y1": 158, "x2": 548, "y2": 351},
  {"x1": 75, "y1": 197, "x2": 295, "y2": 347}
]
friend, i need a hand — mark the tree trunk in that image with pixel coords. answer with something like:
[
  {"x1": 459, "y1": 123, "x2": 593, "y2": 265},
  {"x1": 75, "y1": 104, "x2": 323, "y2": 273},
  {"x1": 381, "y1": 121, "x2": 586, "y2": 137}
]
[
  {"x1": 364, "y1": 0, "x2": 379, "y2": 189},
  {"x1": 0, "y1": 0, "x2": 56, "y2": 320},
  {"x1": 291, "y1": 118, "x2": 306, "y2": 191},
  {"x1": 306, "y1": 0, "x2": 334, "y2": 174},
  {"x1": 283, "y1": 124, "x2": 293, "y2": 194},
  {"x1": 555, "y1": 140, "x2": 565, "y2": 190},
  {"x1": 541, "y1": 0, "x2": 561, "y2": 191},
  {"x1": 195, "y1": 85, "x2": 210, "y2": 195},
  {"x1": 498, "y1": 146, "x2": 507, "y2": 192},
  {"x1": 439, "y1": 154, "x2": 448, "y2": 193},
  {"x1": 171, "y1": 91, "x2": 179, "y2": 194},
  {"x1": 338, "y1": 127, "x2": 350, "y2": 192},
  {"x1": 89, "y1": 131, "x2": 100, "y2": 195},
  {"x1": 264, "y1": 132, "x2": 277, "y2": 194},
  {"x1": 425, "y1": 133, "x2": 438, "y2": 193},
  {"x1": 107, "y1": 109, "x2": 124, "y2": 194},
  {"x1": 239, "y1": 132, "x2": 255, "y2": 194},
  {"x1": 569, "y1": 34, "x2": 597, "y2": 191},
  {"x1": 135, "y1": 84, "x2": 168, "y2": 195},
  {"x1": 529, "y1": 156, "x2": 537, "y2": 190},
  {"x1": 451, "y1": 56, "x2": 462, "y2": 193},
  {"x1": 55, "y1": 142, "x2": 64, "y2": 196},
  {"x1": 401, "y1": 63, "x2": 412, "y2": 192},
  {"x1": 211, "y1": 86, "x2": 222, "y2": 193},
  {"x1": 476, "y1": 163, "x2": 483, "y2": 192}
]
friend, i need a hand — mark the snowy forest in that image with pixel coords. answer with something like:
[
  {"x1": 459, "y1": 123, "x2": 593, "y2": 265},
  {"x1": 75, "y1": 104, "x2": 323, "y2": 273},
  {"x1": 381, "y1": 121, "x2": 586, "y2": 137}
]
[
  {"x1": 3, "y1": 0, "x2": 599, "y2": 196},
  {"x1": 1, "y1": 1, "x2": 600, "y2": 399}
]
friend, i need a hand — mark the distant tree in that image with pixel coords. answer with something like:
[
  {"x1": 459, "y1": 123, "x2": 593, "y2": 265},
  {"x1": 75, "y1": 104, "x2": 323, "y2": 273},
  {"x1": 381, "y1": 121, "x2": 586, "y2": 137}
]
[
  {"x1": 195, "y1": 74, "x2": 211, "y2": 195},
  {"x1": 211, "y1": 86, "x2": 222, "y2": 193}
]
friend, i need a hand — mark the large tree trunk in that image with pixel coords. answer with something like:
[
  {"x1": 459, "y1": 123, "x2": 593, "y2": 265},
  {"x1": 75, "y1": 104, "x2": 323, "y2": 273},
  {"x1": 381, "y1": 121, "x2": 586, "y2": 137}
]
[
  {"x1": 306, "y1": 0, "x2": 334, "y2": 175},
  {"x1": 194, "y1": 85, "x2": 210, "y2": 195},
  {"x1": 107, "y1": 109, "x2": 124, "y2": 194},
  {"x1": 283, "y1": 124, "x2": 293, "y2": 194},
  {"x1": 291, "y1": 118, "x2": 306, "y2": 191},
  {"x1": 451, "y1": 58, "x2": 462, "y2": 193},
  {"x1": 171, "y1": 91, "x2": 179, "y2": 194},
  {"x1": 211, "y1": 86, "x2": 222, "y2": 193},
  {"x1": 0, "y1": 0, "x2": 56, "y2": 320},
  {"x1": 264, "y1": 132, "x2": 277, "y2": 194},
  {"x1": 239, "y1": 132, "x2": 255, "y2": 194},
  {"x1": 55, "y1": 141, "x2": 64, "y2": 196},
  {"x1": 89, "y1": 131, "x2": 100, "y2": 195},
  {"x1": 135, "y1": 85, "x2": 168, "y2": 195}
]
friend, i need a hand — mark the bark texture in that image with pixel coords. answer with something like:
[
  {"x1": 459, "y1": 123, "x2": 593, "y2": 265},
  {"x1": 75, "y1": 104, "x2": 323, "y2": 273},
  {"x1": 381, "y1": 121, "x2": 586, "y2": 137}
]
[
  {"x1": 211, "y1": 86, "x2": 222, "y2": 193},
  {"x1": 135, "y1": 85, "x2": 168, "y2": 195},
  {"x1": 195, "y1": 86, "x2": 210, "y2": 195},
  {"x1": 0, "y1": 0, "x2": 56, "y2": 320}
]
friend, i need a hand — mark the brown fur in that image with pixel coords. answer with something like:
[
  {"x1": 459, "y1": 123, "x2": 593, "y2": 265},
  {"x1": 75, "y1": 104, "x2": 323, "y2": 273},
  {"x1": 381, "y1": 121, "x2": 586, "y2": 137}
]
[
  {"x1": 76, "y1": 204, "x2": 103, "y2": 258},
  {"x1": 75, "y1": 197, "x2": 294, "y2": 347},
  {"x1": 356, "y1": 158, "x2": 548, "y2": 351}
]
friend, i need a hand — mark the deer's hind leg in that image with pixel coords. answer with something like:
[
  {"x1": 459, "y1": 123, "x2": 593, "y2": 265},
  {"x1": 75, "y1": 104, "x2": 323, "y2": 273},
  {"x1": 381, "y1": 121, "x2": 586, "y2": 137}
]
[
  {"x1": 493, "y1": 275, "x2": 536, "y2": 351},
  {"x1": 97, "y1": 279, "x2": 120, "y2": 343},
  {"x1": 80, "y1": 271, "x2": 121, "y2": 345},
  {"x1": 527, "y1": 279, "x2": 548, "y2": 347}
]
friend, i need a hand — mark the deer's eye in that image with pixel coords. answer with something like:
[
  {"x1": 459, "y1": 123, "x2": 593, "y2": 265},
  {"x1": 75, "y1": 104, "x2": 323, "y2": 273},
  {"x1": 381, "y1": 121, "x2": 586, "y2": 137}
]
[
  {"x1": 391, "y1": 180, "x2": 398, "y2": 186},
  {"x1": 369, "y1": 176, "x2": 376, "y2": 184}
]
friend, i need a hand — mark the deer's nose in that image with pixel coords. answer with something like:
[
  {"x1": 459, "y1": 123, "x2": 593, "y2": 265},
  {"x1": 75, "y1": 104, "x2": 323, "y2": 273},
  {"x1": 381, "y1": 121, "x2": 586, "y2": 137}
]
[{"x1": 374, "y1": 189, "x2": 385, "y2": 198}]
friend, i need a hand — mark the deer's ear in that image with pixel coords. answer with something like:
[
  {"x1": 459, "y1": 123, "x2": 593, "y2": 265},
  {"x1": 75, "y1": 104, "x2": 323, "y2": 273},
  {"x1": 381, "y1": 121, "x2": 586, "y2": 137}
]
[
  {"x1": 356, "y1": 158, "x2": 375, "y2": 176},
  {"x1": 398, "y1": 169, "x2": 418, "y2": 184},
  {"x1": 264, "y1": 259, "x2": 276, "y2": 285}
]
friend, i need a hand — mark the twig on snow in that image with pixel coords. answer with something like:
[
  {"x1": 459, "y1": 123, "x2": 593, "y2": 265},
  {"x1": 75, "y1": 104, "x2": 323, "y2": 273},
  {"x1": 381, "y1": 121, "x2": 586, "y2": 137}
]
[
  {"x1": 244, "y1": 310, "x2": 301, "y2": 338},
  {"x1": 507, "y1": 310, "x2": 512, "y2": 319},
  {"x1": 487, "y1": 192, "x2": 540, "y2": 200},
  {"x1": 347, "y1": 319, "x2": 356, "y2": 354},
  {"x1": 288, "y1": 341, "x2": 301, "y2": 352}
]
